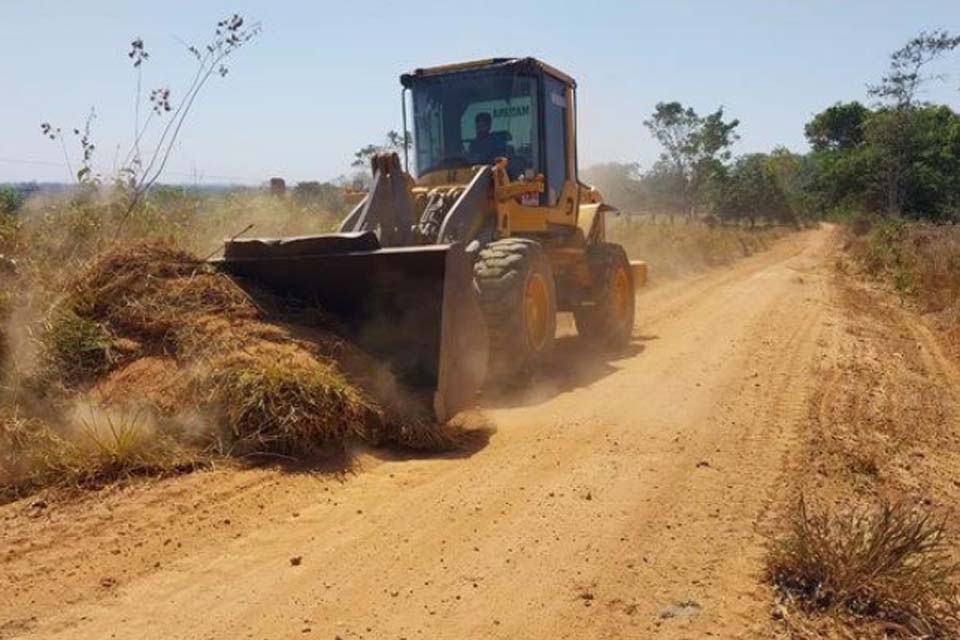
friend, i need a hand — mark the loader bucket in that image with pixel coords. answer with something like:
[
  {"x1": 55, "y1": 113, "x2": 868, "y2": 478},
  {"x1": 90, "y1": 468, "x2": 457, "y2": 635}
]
[{"x1": 217, "y1": 232, "x2": 488, "y2": 422}]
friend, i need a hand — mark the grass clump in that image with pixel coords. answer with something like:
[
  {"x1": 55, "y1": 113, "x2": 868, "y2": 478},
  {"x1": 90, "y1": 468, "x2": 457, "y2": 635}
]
[
  {"x1": 768, "y1": 497, "x2": 960, "y2": 637},
  {"x1": 204, "y1": 353, "x2": 374, "y2": 456},
  {"x1": 1, "y1": 408, "x2": 77, "y2": 500},
  {"x1": 0, "y1": 405, "x2": 196, "y2": 502},
  {"x1": 41, "y1": 304, "x2": 116, "y2": 385}
]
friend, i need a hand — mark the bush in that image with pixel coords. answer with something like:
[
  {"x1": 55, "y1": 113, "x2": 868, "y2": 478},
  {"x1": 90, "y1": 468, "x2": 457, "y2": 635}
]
[
  {"x1": 0, "y1": 186, "x2": 24, "y2": 215},
  {"x1": 292, "y1": 181, "x2": 346, "y2": 214},
  {"x1": 768, "y1": 498, "x2": 960, "y2": 637},
  {"x1": 849, "y1": 219, "x2": 960, "y2": 311}
]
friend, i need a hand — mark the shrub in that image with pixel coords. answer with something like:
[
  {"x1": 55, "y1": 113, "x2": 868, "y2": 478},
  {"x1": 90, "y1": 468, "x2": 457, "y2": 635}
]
[
  {"x1": 0, "y1": 187, "x2": 24, "y2": 215},
  {"x1": 849, "y1": 219, "x2": 960, "y2": 311},
  {"x1": 768, "y1": 498, "x2": 960, "y2": 637}
]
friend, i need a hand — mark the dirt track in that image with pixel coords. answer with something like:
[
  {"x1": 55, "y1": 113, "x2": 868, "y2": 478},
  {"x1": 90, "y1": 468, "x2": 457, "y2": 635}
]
[{"x1": 4, "y1": 225, "x2": 958, "y2": 639}]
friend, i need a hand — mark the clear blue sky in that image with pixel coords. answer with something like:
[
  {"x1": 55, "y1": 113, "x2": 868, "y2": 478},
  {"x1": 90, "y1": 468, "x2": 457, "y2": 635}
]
[{"x1": 2, "y1": 0, "x2": 959, "y2": 184}]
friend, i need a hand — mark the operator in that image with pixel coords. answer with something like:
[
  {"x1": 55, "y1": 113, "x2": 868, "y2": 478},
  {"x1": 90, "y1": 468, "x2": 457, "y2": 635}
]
[{"x1": 468, "y1": 112, "x2": 504, "y2": 164}]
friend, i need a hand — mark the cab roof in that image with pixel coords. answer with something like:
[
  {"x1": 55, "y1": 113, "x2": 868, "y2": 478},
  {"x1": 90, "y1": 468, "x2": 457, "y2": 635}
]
[{"x1": 400, "y1": 57, "x2": 576, "y2": 89}]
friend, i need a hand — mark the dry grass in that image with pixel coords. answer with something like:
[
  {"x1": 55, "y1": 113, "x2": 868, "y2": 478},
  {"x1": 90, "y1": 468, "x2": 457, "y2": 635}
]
[
  {"x1": 768, "y1": 497, "x2": 960, "y2": 637},
  {"x1": 607, "y1": 216, "x2": 790, "y2": 280},
  {"x1": 848, "y1": 219, "x2": 960, "y2": 313},
  {"x1": 0, "y1": 288, "x2": 9, "y2": 370},
  {"x1": 203, "y1": 352, "x2": 375, "y2": 456},
  {"x1": 0, "y1": 404, "x2": 201, "y2": 502},
  {"x1": 0, "y1": 235, "x2": 476, "y2": 501},
  {"x1": 40, "y1": 305, "x2": 116, "y2": 385},
  {"x1": 0, "y1": 190, "x2": 402, "y2": 501}
]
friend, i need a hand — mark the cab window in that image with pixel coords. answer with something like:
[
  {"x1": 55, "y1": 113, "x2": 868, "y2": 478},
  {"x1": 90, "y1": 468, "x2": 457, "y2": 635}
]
[
  {"x1": 543, "y1": 75, "x2": 569, "y2": 205},
  {"x1": 412, "y1": 72, "x2": 539, "y2": 180}
]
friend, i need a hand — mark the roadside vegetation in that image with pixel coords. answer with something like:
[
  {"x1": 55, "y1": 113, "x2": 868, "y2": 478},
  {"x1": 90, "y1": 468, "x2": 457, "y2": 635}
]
[
  {"x1": 607, "y1": 216, "x2": 788, "y2": 280},
  {"x1": 756, "y1": 30, "x2": 960, "y2": 638},
  {"x1": 769, "y1": 499, "x2": 960, "y2": 637},
  {"x1": 0, "y1": 14, "x2": 464, "y2": 504},
  {"x1": 0, "y1": 186, "x2": 480, "y2": 503},
  {"x1": 847, "y1": 219, "x2": 960, "y2": 313}
]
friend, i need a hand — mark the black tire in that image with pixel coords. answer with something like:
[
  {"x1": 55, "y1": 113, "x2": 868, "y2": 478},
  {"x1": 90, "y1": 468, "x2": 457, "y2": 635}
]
[
  {"x1": 574, "y1": 243, "x2": 635, "y2": 348},
  {"x1": 474, "y1": 238, "x2": 557, "y2": 379}
]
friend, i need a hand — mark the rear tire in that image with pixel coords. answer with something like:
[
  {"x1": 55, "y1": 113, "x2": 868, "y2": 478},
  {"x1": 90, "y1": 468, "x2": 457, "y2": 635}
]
[
  {"x1": 474, "y1": 238, "x2": 557, "y2": 379},
  {"x1": 574, "y1": 243, "x2": 635, "y2": 348}
]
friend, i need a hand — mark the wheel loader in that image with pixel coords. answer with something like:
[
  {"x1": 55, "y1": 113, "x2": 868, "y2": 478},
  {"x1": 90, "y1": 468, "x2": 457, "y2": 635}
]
[{"x1": 219, "y1": 57, "x2": 647, "y2": 421}]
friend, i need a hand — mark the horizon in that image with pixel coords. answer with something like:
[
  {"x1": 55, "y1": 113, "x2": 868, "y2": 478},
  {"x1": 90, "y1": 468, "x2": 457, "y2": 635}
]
[{"x1": 3, "y1": 0, "x2": 960, "y2": 185}]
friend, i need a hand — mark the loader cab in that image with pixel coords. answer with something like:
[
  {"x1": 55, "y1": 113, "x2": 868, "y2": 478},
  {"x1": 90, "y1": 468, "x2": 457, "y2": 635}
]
[{"x1": 401, "y1": 58, "x2": 577, "y2": 207}]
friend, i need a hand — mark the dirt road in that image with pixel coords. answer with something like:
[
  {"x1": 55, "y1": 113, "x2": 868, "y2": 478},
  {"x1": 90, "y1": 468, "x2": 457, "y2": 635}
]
[{"x1": 2, "y1": 225, "x2": 928, "y2": 639}]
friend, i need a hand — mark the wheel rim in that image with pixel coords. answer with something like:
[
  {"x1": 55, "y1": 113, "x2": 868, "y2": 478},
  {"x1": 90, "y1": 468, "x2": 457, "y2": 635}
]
[
  {"x1": 612, "y1": 267, "x2": 632, "y2": 327},
  {"x1": 524, "y1": 272, "x2": 550, "y2": 351}
]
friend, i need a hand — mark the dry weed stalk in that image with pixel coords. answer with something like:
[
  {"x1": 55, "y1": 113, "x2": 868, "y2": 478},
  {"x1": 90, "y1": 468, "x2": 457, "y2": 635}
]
[{"x1": 768, "y1": 497, "x2": 960, "y2": 637}]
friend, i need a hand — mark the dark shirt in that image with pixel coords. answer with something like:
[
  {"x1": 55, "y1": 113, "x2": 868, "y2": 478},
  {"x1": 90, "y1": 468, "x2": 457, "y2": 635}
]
[{"x1": 468, "y1": 133, "x2": 503, "y2": 164}]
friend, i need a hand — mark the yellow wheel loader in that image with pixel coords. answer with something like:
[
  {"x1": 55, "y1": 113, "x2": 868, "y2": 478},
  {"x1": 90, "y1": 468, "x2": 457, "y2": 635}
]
[{"x1": 220, "y1": 58, "x2": 646, "y2": 421}]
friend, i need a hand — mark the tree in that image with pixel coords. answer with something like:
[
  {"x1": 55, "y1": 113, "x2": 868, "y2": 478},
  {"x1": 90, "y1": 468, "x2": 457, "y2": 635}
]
[
  {"x1": 714, "y1": 154, "x2": 794, "y2": 227},
  {"x1": 867, "y1": 104, "x2": 960, "y2": 220},
  {"x1": 868, "y1": 29, "x2": 960, "y2": 109},
  {"x1": 39, "y1": 14, "x2": 261, "y2": 235},
  {"x1": 867, "y1": 29, "x2": 960, "y2": 214},
  {"x1": 351, "y1": 130, "x2": 411, "y2": 168},
  {"x1": 643, "y1": 102, "x2": 739, "y2": 217},
  {"x1": 804, "y1": 102, "x2": 870, "y2": 152}
]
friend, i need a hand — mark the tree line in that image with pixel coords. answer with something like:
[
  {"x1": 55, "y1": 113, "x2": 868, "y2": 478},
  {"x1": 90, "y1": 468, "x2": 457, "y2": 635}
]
[{"x1": 584, "y1": 29, "x2": 960, "y2": 225}]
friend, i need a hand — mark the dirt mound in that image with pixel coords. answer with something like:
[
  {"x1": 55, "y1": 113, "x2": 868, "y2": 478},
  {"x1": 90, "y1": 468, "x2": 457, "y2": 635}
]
[{"x1": 45, "y1": 240, "x2": 445, "y2": 455}]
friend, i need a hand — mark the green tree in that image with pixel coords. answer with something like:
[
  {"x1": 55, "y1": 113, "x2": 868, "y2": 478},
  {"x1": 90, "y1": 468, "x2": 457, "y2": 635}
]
[
  {"x1": 643, "y1": 102, "x2": 739, "y2": 217},
  {"x1": 804, "y1": 102, "x2": 870, "y2": 152},
  {"x1": 714, "y1": 154, "x2": 794, "y2": 227},
  {"x1": 868, "y1": 29, "x2": 960, "y2": 214},
  {"x1": 866, "y1": 105, "x2": 960, "y2": 220},
  {"x1": 292, "y1": 181, "x2": 346, "y2": 213}
]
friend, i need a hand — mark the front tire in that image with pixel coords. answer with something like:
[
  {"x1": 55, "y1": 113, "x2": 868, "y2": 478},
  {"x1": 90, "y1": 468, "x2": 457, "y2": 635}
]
[
  {"x1": 574, "y1": 243, "x2": 635, "y2": 348},
  {"x1": 473, "y1": 238, "x2": 557, "y2": 379}
]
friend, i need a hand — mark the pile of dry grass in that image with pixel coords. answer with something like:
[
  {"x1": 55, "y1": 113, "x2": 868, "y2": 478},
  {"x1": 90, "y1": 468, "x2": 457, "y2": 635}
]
[
  {"x1": 768, "y1": 497, "x2": 960, "y2": 637},
  {"x1": 38, "y1": 240, "x2": 458, "y2": 458},
  {"x1": 1, "y1": 190, "x2": 483, "y2": 501}
]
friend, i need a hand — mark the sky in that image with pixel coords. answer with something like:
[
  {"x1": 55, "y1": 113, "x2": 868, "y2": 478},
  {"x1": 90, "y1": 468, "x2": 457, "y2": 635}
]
[{"x1": 2, "y1": 0, "x2": 960, "y2": 185}]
